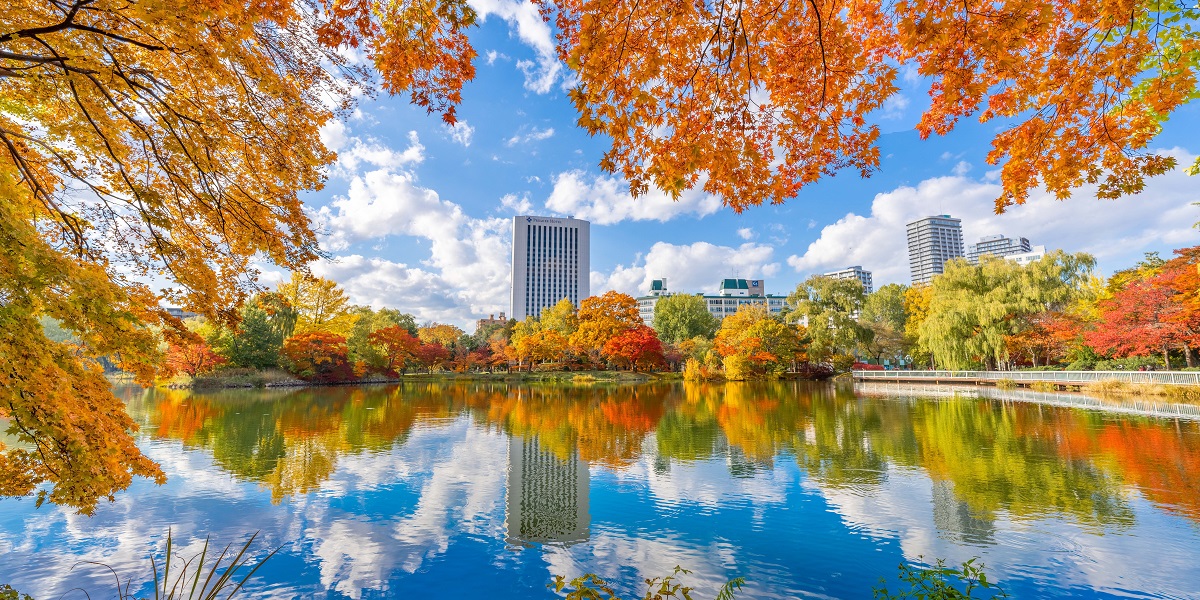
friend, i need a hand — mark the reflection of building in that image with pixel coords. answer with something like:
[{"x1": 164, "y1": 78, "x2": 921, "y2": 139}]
[
  {"x1": 823, "y1": 266, "x2": 874, "y2": 294},
  {"x1": 510, "y1": 215, "x2": 590, "y2": 321},
  {"x1": 907, "y1": 215, "x2": 964, "y2": 285},
  {"x1": 636, "y1": 278, "x2": 788, "y2": 327},
  {"x1": 505, "y1": 436, "x2": 590, "y2": 545},
  {"x1": 931, "y1": 480, "x2": 995, "y2": 545}
]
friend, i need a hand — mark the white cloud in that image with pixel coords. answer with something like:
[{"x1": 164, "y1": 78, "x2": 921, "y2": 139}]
[
  {"x1": 786, "y1": 149, "x2": 1200, "y2": 284},
  {"x1": 952, "y1": 160, "x2": 972, "y2": 176},
  {"x1": 309, "y1": 126, "x2": 514, "y2": 326},
  {"x1": 592, "y1": 241, "x2": 780, "y2": 296},
  {"x1": 505, "y1": 126, "x2": 555, "y2": 146},
  {"x1": 484, "y1": 50, "x2": 509, "y2": 65},
  {"x1": 500, "y1": 192, "x2": 534, "y2": 213},
  {"x1": 467, "y1": 0, "x2": 562, "y2": 93},
  {"x1": 444, "y1": 120, "x2": 475, "y2": 147},
  {"x1": 737, "y1": 227, "x2": 755, "y2": 240},
  {"x1": 545, "y1": 170, "x2": 724, "y2": 225},
  {"x1": 879, "y1": 93, "x2": 910, "y2": 120},
  {"x1": 319, "y1": 120, "x2": 349, "y2": 152},
  {"x1": 334, "y1": 131, "x2": 425, "y2": 175}
]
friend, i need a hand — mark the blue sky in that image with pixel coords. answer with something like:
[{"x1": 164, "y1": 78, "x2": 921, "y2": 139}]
[{"x1": 277, "y1": 1, "x2": 1200, "y2": 329}]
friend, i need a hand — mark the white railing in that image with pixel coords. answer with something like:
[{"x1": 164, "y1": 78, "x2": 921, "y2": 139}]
[
  {"x1": 851, "y1": 370, "x2": 1200, "y2": 385},
  {"x1": 853, "y1": 382, "x2": 1200, "y2": 420}
]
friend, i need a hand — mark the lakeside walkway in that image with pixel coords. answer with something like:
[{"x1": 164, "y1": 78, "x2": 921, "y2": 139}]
[{"x1": 852, "y1": 369, "x2": 1200, "y2": 387}]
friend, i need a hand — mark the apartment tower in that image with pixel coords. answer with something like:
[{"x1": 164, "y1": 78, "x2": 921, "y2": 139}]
[
  {"x1": 906, "y1": 215, "x2": 964, "y2": 285},
  {"x1": 510, "y1": 215, "x2": 590, "y2": 321}
]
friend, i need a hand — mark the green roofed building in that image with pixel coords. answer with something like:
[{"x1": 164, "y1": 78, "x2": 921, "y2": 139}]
[{"x1": 636, "y1": 278, "x2": 788, "y2": 326}]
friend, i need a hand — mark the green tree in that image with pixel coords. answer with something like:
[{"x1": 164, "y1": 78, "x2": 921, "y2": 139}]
[
  {"x1": 859, "y1": 284, "x2": 910, "y2": 365},
  {"x1": 787, "y1": 276, "x2": 870, "y2": 361},
  {"x1": 225, "y1": 304, "x2": 285, "y2": 370},
  {"x1": 653, "y1": 294, "x2": 720, "y2": 345},
  {"x1": 920, "y1": 252, "x2": 1095, "y2": 370},
  {"x1": 347, "y1": 307, "x2": 417, "y2": 367}
]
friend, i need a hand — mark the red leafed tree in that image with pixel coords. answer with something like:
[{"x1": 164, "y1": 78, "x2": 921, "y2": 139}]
[
  {"x1": 281, "y1": 332, "x2": 354, "y2": 382},
  {"x1": 414, "y1": 342, "x2": 451, "y2": 373},
  {"x1": 602, "y1": 325, "x2": 665, "y2": 372},
  {"x1": 1085, "y1": 278, "x2": 1196, "y2": 368},
  {"x1": 367, "y1": 325, "x2": 420, "y2": 376},
  {"x1": 165, "y1": 341, "x2": 225, "y2": 377},
  {"x1": 1006, "y1": 311, "x2": 1084, "y2": 367}
]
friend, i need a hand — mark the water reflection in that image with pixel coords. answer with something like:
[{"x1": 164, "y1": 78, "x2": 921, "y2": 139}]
[
  {"x1": 0, "y1": 381, "x2": 1195, "y2": 598},
  {"x1": 507, "y1": 436, "x2": 590, "y2": 546}
]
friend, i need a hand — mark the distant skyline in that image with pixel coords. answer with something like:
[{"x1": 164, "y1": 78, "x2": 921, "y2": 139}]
[{"x1": 268, "y1": 0, "x2": 1200, "y2": 329}]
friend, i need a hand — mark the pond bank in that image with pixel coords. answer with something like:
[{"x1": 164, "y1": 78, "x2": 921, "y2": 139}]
[{"x1": 160, "y1": 369, "x2": 675, "y2": 390}]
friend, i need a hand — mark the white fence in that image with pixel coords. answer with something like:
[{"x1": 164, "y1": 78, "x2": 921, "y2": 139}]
[{"x1": 852, "y1": 370, "x2": 1200, "y2": 385}]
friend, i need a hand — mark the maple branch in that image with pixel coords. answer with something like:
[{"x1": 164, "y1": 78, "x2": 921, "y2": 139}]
[{"x1": 808, "y1": 0, "x2": 829, "y2": 108}]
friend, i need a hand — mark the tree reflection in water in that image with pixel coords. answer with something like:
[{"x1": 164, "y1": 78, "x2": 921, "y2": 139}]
[{"x1": 119, "y1": 381, "x2": 1200, "y2": 528}]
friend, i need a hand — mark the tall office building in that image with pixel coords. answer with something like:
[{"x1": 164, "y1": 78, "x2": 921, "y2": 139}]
[
  {"x1": 907, "y1": 215, "x2": 964, "y2": 285},
  {"x1": 966, "y1": 234, "x2": 1032, "y2": 264},
  {"x1": 510, "y1": 216, "x2": 590, "y2": 321},
  {"x1": 823, "y1": 266, "x2": 874, "y2": 294}
]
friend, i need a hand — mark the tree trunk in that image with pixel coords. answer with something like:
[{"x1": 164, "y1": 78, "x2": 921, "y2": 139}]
[
  {"x1": 1163, "y1": 347, "x2": 1171, "y2": 370},
  {"x1": 1185, "y1": 345, "x2": 1195, "y2": 368}
]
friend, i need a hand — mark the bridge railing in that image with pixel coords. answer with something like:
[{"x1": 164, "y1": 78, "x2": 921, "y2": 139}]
[{"x1": 851, "y1": 370, "x2": 1200, "y2": 385}]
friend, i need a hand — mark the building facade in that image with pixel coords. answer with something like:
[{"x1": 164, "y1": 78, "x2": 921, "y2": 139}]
[
  {"x1": 907, "y1": 215, "x2": 964, "y2": 285},
  {"x1": 636, "y1": 277, "x2": 788, "y2": 326},
  {"x1": 1008, "y1": 244, "x2": 1047, "y2": 266},
  {"x1": 510, "y1": 216, "x2": 590, "y2": 321},
  {"x1": 822, "y1": 266, "x2": 874, "y2": 294},
  {"x1": 966, "y1": 234, "x2": 1032, "y2": 264}
]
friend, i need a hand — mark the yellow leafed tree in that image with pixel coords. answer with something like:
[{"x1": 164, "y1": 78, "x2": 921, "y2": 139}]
[
  {"x1": 0, "y1": 0, "x2": 475, "y2": 512},
  {"x1": 277, "y1": 273, "x2": 357, "y2": 338}
]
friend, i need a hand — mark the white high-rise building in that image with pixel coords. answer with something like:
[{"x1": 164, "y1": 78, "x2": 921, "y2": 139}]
[
  {"x1": 907, "y1": 215, "x2": 964, "y2": 285},
  {"x1": 823, "y1": 266, "x2": 874, "y2": 294},
  {"x1": 510, "y1": 215, "x2": 590, "y2": 321},
  {"x1": 966, "y1": 234, "x2": 1032, "y2": 264}
]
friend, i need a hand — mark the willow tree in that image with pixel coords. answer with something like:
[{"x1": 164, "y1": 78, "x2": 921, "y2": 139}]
[{"x1": 919, "y1": 251, "x2": 1095, "y2": 370}]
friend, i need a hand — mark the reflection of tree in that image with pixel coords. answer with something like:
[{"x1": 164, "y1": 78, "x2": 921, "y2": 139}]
[
  {"x1": 908, "y1": 401, "x2": 1133, "y2": 528},
  {"x1": 124, "y1": 381, "x2": 1200, "y2": 529}
]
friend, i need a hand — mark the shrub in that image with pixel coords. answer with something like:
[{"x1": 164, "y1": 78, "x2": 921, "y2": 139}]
[
  {"x1": 832, "y1": 353, "x2": 856, "y2": 373},
  {"x1": 874, "y1": 558, "x2": 1008, "y2": 599},
  {"x1": 994, "y1": 379, "x2": 1017, "y2": 390}
]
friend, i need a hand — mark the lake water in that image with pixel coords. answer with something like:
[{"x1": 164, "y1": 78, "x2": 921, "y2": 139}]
[{"x1": 2, "y1": 381, "x2": 1199, "y2": 599}]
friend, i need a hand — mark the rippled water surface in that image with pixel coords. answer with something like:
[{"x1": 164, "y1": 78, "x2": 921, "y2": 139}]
[{"x1": 2, "y1": 381, "x2": 1199, "y2": 598}]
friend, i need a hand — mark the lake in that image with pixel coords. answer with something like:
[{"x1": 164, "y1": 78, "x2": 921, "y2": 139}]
[{"x1": 1, "y1": 381, "x2": 1198, "y2": 599}]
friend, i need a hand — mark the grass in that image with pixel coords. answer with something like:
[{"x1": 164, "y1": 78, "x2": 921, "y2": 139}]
[
  {"x1": 186, "y1": 368, "x2": 302, "y2": 390},
  {"x1": 1029, "y1": 381, "x2": 1058, "y2": 392},
  {"x1": 994, "y1": 378, "x2": 1017, "y2": 390}
]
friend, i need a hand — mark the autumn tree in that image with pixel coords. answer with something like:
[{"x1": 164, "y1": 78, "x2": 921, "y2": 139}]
[
  {"x1": 165, "y1": 340, "x2": 226, "y2": 378},
  {"x1": 348, "y1": 307, "x2": 418, "y2": 366},
  {"x1": 418, "y1": 323, "x2": 466, "y2": 349},
  {"x1": 714, "y1": 304, "x2": 801, "y2": 379},
  {"x1": 602, "y1": 325, "x2": 666, "y2": 372},
  {"x1": 543, "y1": 0, "x2": 1199, "y2": 212},
  {"x1": 652, "y1": 294, "x2": 720, "y2": 345},
  {"x1": 572, "y1": 291, "x2": 643, "y2": 353},
  {"x1": 540, "y1": 298, "x2": 580, "y2": 338},
  {"x1": 413, "y1": 342, "x2": 451, "y2": 373},
  {"x1": 366, "y1": 325, "x2": 421, "y2": 376},
  {"x1": 280, "y1": 332, "x2": 353, "y2": 383},
  {"x1": 278, "y1": 273, "x2": 357, "y2": 337},
  {"x1": 786, "y1": 276, "x2": 869, "y2": 361}
]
